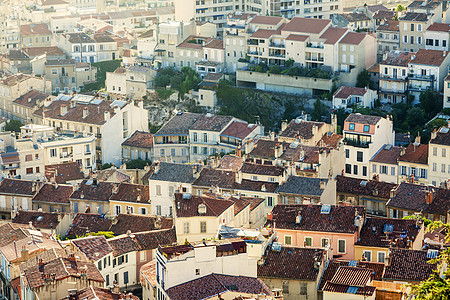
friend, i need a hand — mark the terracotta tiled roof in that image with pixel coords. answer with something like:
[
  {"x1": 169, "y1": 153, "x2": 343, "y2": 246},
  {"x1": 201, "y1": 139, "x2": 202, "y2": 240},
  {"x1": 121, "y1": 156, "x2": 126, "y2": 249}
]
[
  {"x1": 21, "y1": 23, "x2": 51, "y2": 35},
  {"x1": 323, "y1": 282, "x2": 376, "y2": 296},
  {"x1": 66, "y1": 213, "x2": 112, "y2": 238},
  {"x1": 240, "y1": 162, "x2": 285, "y2": 176},
  {"x1": 61, "y1": 286, "x2": 138, "y2": 300},
  {"x1": 12, "y1": 210, "x2": 64, "y2": 229},
  {"x1": 386, "y1": 182, "x2": 450, "y2": 215},
  {"x1": 336, "y1": 175, "x2": 396, "y2": 199},
  {"x1": 248, "y1": 139, "x2": 290, "y2": 159},
  {"x1": 193, "y1": 168, "x2": 235, "y2": 189},
  {"x1": 110, "y1": 183, "x2": 149, "y2": 203},
  {"x1": 373, "y1": 10, "x2": 395, "y2": 20},
  {"x1": 267, "y1": 204, "x2": 365, "y2": 233},
  {"x1": 45, "y1": 162, "x2": 85, "y2": 184},
  {"x1": 339, "y1": 12, "x2": 370, "y2": 22},
  {"x1": 282, "y1": 17, "x2": 331, "y2": 34},
  {"x1": 64, "y1": 32, "x2": 95, "y2": 43},
  {"x1": 408, "y1": 0, "x2": 440, "y2": 9},
  {"x1": 400, "y1": 12, "x2": 429, "y2": 22},
  {"x1": 166, "y1": 273, "x2": 271, "y2": 300},
  {"x1": 377, "y1": 20, "x2": 399, "y2": 31},
  {"x1": 430, "y1": 127, "x2": 450, "y2": 146},
  {"x1": 380, "y1": 51, "x2": 412, "y2": 66},
  {"x1": 383, "y1": 249, "x2": 436, "y2": 281},
  {"x1": 13, "y1": 90, "x2": 49, "y2": 108},
  {"x1": 280, "y1": 119, "x2": 325, "y2": 140},
  {"x1": 33, "y1": 99, "x2": 117, "y2": 125},
  {"x1": 427, "y1": 22, "x2": 450, "y2": 32},
  {"x1": 356, "y1": 217, "x2": 422, "y2": 248},
  {"x1": 317, "y1": 133, "x2": 343, "y2": 148},
  {"x1": 339, "y1": 32, "x2": 366, "y2": 45},
  {"x1": 190, "y1": 114, "x2": 233, "y2": 132},
  {"x1": 32, "y1": 183, "x2": 73, "y2": 204},
  {"x1": 24, "y1": 257, "x2": 104, "y2": 289},
  {"x1": 121, "y1": 131, "x2": 153, "y2": 149},
  {"x1": 251, "y1": 29, "x2": 280, "y2": 39},
  {"x1": 70, "y1": 180, "x2": 116, "y2": 202},
  {"x1": 234, "y1": 179, "x2": 278, "y2": 193},
  {"x1": 203, "y1": 72, "x2": 223, "y2": 82},
  {"x1": 371, "y1": 145, "x2": 403, "y2": 164},
  {"x1": 155, "y1": 112, "x2": 202, "y2": 136},
  {"x1": 276, "y1": 176, "x2": 326, "y2": 196},
  {"x1": 345, "y1": 113, "x2": 382, "y2": 125},
  {"x1": 249, "y1": 15, "x2": 283, "y2": 25},
  {"x1": 217, "y1": 155, "x2": 244, "y2": 172},
  {"x1": 333, "y1": 86, "x2": 368, "y2": 99},
  {"x1": 220, "y1": 121, "x2": 258, "y2": 140},
  {"x1": 72, "y1": 236, "x2": 113, "y2": 260},
  {"x1": 398, "y1": 143, "x2": 428, "y2": 164},
  {"x1": 319, "y1": 27, "x2": 348, "y2": 44},
  {"x1": 0, "y1": 178, "x2": 36, "y2": 196},
  {"x1": 140, "y1": 260, "x2": 157, "y2": 286},
  {"x1": 329, "y1": 266, "x2": 372, "y2": 286},
  {"x1": 279, "y1": 144, "x2": 329, "y2": 164},
  {"x1": 175, "y1": 193, "x2": 234, "y2": 218},
  {"x1": 410, "y1": 49, "x2": 449, "y2": 66},
  {"x1": 319, "y1": 259, "x2": 384, "y2": 290},
  {"x1": 22, "y1": 46, "x2": 64, "y2": 57},
  {"x1": 108, "y1": 228, "x2": 177, "y2": 256},
  {"x1": 258, "y1": 246, "x2": 324, "y2": 280},
  {"x1": 0, "y1": 223, "x2": 29, "y2": 247},
  {"x1": 109, "y1": 214, "x2": 156, "y2": 235},
  {"x1": 286, "y1": 34, "x2": 309, "y2": 42}
]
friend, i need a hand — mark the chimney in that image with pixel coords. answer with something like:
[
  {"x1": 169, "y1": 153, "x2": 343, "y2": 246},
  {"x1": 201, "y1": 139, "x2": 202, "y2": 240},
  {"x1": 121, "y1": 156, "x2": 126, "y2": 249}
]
[
  {"x1": 38, "y1": 259, "x2": 44, "y2": 266},
  {"x1": 281, "y1": 120, "x2": 288, "y2": 132},
  {"x1": 83, "y1": 107, "x2": 89, "y2": 118},
  {"x1": 274, "y1": 143, "x2": 282, "y2": 159},
  {"x1": 431, "y1": 129, "x2": 437, "y2": 140},
  {"x1": 235, "y1": 171, "x2": 242, "y2": 184},
  {"x1": 319, "y1": 179, "x2": 326, "y2": 189},
  {"x1": 70, "y1": 99, "x2": 76, "y2": 108},
  {"x1": 236, "y1": 145, "x2": 242, "y2": 157},
  {"x1": 414, "y1": 134, "x2": 421, "y2": 145},
  {"x1": 112, "y1": 283, "x2": 120, "y2": 294},
  {"x1": 312, "y1": 125, "x2": 318, "y2": 137},
  {"x1": 104, "y1": 111, "x2": 110, "y2": 121},
  {"x1": 60, "y1": 105, "x2": 68, "y2": 116},
  {"x1": 266, "y1": 212, "x2": 273, "y2": 220},
  {"x1": 68, "y1": 253, "x2": 76, "y2": 262},
  {"x1": 426, "y1": 190, "x2": 433, "y2": 205},
  {"x1": 331, "y1": 114, "x2": 337, "y2": 133},
  {"x1": 269, "y1": 131, "x2": 275, "y2": 141}
]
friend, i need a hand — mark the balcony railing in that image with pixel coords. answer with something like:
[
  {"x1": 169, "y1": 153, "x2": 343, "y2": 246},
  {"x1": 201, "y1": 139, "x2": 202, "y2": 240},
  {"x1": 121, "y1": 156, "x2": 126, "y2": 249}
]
[
  {"x1": 269, "y1": 53, "x2": 286, "y2": 58},
  {"x1": 306, "y1": 43, "x2": 324, "y2": 49},
  {"x1": 247, "y1": 39, "x2": 259, "y2": 45},
  {"x1": 380, "y1": 74, "x2": 407, "y2": 80},
  {"x1": 306, "y1": 57, "x2": 324, "y2": 62},
  {"x1": 269, "y1": 42, "x2": 285, "y2": 48},
  {"x1": 343, "y1": 138, "x2": 370, "y2": 148},
  {"x1": 248, "y1": 50, "x2": 262, "y2": 56},
  {"x1": 408, "y1": 74, "x2": 435, "y2": 81}
]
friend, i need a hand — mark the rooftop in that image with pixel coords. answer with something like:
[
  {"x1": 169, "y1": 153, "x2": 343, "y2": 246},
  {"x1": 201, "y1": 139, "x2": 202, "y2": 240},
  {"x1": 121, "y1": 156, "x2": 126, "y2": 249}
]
[
  {"x1": 410, "y1": 49, "x2": 449, "y2": 66},
  {"x1": 70, "y1": 180, "x2": 116, "y2": 202},
  {"x1": 13, "y1": 89, "x2": 49, "y2": 108},
  {"x1": 148, "y1": 162, "x2": 197, "y2": 184},
  {"x1": 275, "y1": 176, "x2": 326, "y2": 196},
  {"x1": 45, "y1": 162, "x2": 85, "y2": 184},
  {"x1": 282, "y1": 17, "x2": 331, "y2": 34},
  {"x1": 400, "y1": 12, "x2": 429, "y2": 22},
  {"x1": 430, "y1": 126, "x2": 450, "y2": 146},
  {"x1": 371, "y1": 144, "x2": 403, "y2": 165},
  {"x1": 249, "y1": 15, "x2": 283, "y2": 25},
  {"x1": 0, "y1": 179, "x2": 36, "y2": 196},
  {"x1": 21, "y1": 23, "x2": 51, "y2": 35},
  {"x1": 383, "y1": 249, "x2": 436, "y2": 281},
  {"x1": 72, "y1": 235, "x2": 113, "y2": 260},
  {"x1": 345, "y1": 113, "x2": 383, "y2": 125},
  {"x1": 398, "y1": 143, "x2": 428, "y2": 164},
  {"x1": 333, "y1": 86, "x2": 368, "y2": 99},
  {"x1": 32, "y1": 183, "x2": 74, "y2": 204},
  {"x1": 12, "y1": 210, "x2": 64, "y2": 229},
  {"x1": 155, "y1": 112, "x2": 202, "y2": 136},
  {"x1": 267, "y1": 204, "x2": 365, "y2": 234},
  {"x1": 240, "y1": 162, "x2": 285, "y2": 176},
  {"x1": 190, "y1": 114, "x2": 234, "y2": 132},
  {"x1": 336, "y1": 175, "x2": 396, "y2": 199},
  {"x1": 192, "y1": 168, "x2": 235, "y2": 189},
  {"x1": 220, "y1": 121, "x2": 259, "y2": 140},
  {"x1": 427, "y1": 22, "x2": 450, "y2": 32},
  {"x1": 174, "y1": 193, "x2": 234, "y2": 218},
  {"x1": 279, "y1": 119, "x2": 325, "y2": 140}
]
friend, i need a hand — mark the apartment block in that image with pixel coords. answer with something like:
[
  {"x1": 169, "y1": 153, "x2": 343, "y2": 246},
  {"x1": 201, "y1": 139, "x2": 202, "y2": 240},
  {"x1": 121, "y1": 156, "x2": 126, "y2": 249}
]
[
  {"x1": 45, "y1": 59, "x2": 97, "y2": 93},
  {"x1": 428, "y1": 126, "x2": 450, "y2": 187},
  {"x1": 376, "y1": 20, "x2": 400, "y2": 62},
  {"x1": 378, "y1": 51, "x2": 412, "y2": 104}
]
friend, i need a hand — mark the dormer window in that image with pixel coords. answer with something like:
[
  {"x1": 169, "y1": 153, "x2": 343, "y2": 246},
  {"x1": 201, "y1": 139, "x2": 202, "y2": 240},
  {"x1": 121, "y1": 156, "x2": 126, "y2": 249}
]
[
  {"x1": 363, "y1": 125, "x2": 370, "y2": 132},
  {"x1": 349, "y1": 123, "x2": 355, "y2": 130}
]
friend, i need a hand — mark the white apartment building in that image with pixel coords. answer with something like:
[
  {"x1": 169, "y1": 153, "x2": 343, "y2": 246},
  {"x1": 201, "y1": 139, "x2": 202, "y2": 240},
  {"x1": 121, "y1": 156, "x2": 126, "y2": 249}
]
[
  {"x1": 343, "y1": 113, "x2": 395, "y2": 180},
  {"x1": 408, "y1": 49, "x2": 450, "y2": 103},
  {"x1": 378, "y1": 51, "x2": 412, "y2": 104},
  {"x1": 332, "y1": 86, "x2": 378, "y2": 110},
  {"x1": 32, "y1": 94, "x2": 149, "y2": 166},
  {"x1": 444, "y1": 75, "x2": 450, "y2": 109},
  {"x1": 428, "y1": 126, "x2": 450, "y2": 187},
  {"x1": 424, "y1": 23, "x2": 450, "y2": 51},
  {"x1": 106, "y1": 66, "x2": 156, "y2": 99},
  {"x1": 155, "y1": 239, "x2": 257, "y2": 296}
]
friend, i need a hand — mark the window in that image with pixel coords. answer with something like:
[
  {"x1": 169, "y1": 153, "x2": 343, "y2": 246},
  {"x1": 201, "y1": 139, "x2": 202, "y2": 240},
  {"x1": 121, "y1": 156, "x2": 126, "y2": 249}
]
[
  {"x1": 433, "y1": 147, "x2": 437, "y2": 156},
  {"x1": 321, "y1": 238, "x2": 329, "y2": 247},
  {"x1": 50, "y1": 148, "x2": 57, "y2": 157},
  {"x1": 74, "y1": 202, "x2": 78, "y2": 213},
  {"x1": 267, "y1": 197, "x2": 273, "y2": 207},
  {"x1": 124, "y1": 271, "x2": 129, "y2": 285},
  {"x1": 300, "y1": 282, "x2": 307, "y2": 295},
  {"x1": 433, "y1": 163, "x2": 437, "y2": 172},
  {"x1": 26, "y1": 168, "x2": 33, "y2": 174},
  {"x1": 196, "y1": 269, "x2": 200, "y2": 276},
  {"x1": 345, "y1": 164, "x2": 352, "y2": 174},
  {"x1": 284, "y1": 235, "x2": 292, "y2": 245},
  {"x1": 372, "y1": 164, "x2": 377, "y2": 173},
  {"x1": 193, "y1": 132, "x2": 198, "y2": 142},
  {"x1": 401, "y1": 165, "x2": 407, "y2": 175},
  {"x1": 25, "y1": 154, "x2": 32, "y2": 161},
  {"x1": 183, "y1": 222, "x2": 190, "y2": 234},
  {"x1": 203, "y1": 133, "x2": 208, "y2": 143},
  {"x1": 410, "y1": 23, "x2": 414, "y2": 31},
  {"x1": 282, "y1": 281, "x2": 289, "y2": 294},
  {"x1": 349, "y1": 123, "x2": 355, "y2": 130},
  {"x1": 200, "y1": 221, "x2": 207, "y2": 233},
  {"x1": 345, "y1": 149, "x2": 349, "y2": 158},
  {"x1": 156, "y1": 185, "x2": 162, "y2": 196},
  {"x1": 338, "y1": 240, "x2": 346, "y2": 253},
  {"x1": 353, "y1": 165, "x2": 358, "y2": 175},
  {"x1": 114, "y1": 205, "x2": 121, "y2": 215},
  {"x1": 378, "y1": 251, "x2": 386, "y2": 263},
  {"x1": 156, "y1": 205, "x2": 161, "y2": 215},
  {"x1": 304, "y1": 237, "x2": 312, "y2": 247},
  {"x1": 381, "y1": 165, "x2": 387, "y2": 174},
  {"x1": 363, "y1": 125, "x2": 370, "y2": 132},
  {"x1": 404, "y1": 36, "x2": 408, "y2": 43},
  {"x1": 363, "y1": 166, "x2": 367, "y2": 177},
  {"x1": 98, "y1": 261, "x2": 102, "y2": 271},
  {"x1": 140, "y1": 207, "x2": 147, "y2": 215},
  {"x1": 106, "y1": 274, "x2": 110, "y2": 286},
  {"x1": 363, "y1": 250, "x2": 372, "y2": 261},
  {"x1": 391, "y1": 167, "x2": 396, "y2": 176},
  {"x1": 356, "y1": 151, "x2": 363, "y2": 162},
  {"x1": 443, "y1": 149, "x2": 446, "y2": 157},
  {"x1": 442, "y1": 164, "x2": 446, "y2": 173}
]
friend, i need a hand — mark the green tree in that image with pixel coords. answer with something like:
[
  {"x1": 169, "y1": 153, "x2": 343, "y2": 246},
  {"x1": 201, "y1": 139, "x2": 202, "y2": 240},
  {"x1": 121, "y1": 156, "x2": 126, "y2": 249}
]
[
  {"x1": 396, "y1": 4, "x2": 406, "y2": 11},
  {"x1": 356, "y1": 69, "x2": 373, "y2": 89},
  {"x1": 410, "y1": 220, "x2": 450, "y2": 299},
  {"x1": 404, "y1": 107, "x2": 426, "y2": 131},
  {"x1": 285, "y1": 58, "x2": 295, "y2": 68},
  {"x1": 83, "y1": 231, "x2": 115, "y2": 239},
  {"x1": 100, "y1": 163, "x2": 113, "y2": 170},
  {"x1": 4, "y1": 120, "x2": 23, "y2": 132},
  {"x1": 419, "y1": 90, "x2": 442, "y2": 119},
  {"x1": 311, "y1": 98, "x2": 326, "y2": 121},
  {"x1": 126, "y1": 158, "x2": 151, "y2": 169}
]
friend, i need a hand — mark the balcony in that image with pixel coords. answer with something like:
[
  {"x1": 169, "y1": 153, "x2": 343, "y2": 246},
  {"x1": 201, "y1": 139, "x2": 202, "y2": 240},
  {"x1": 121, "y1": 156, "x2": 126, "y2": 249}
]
[
  {"x1": 408, "y1": 85, "x2": 432, "y2": 92},
  {"x1": 306, "y1": 56, "x2": 324, "y2": 62},
  {"x1": 247, "y1": 39, "x2": 259, "y2": 45},
  {"x1": 306, "y1": 43, "x2": 324, "y2": 49},
  {"x1": 60, "y1": 152, "x2": 73, "y2": 159},
  {"x1": 379, "y1": 74, "x2": 407, "y2": 81},
  {"x1": 247, "y1": 50, "x2": 262, "y2": 56},
  {"x1": 343, "y1": 138, "x2": 370, "y2": 148},
  {"x1": 408, "y1": 74, "x2": 435, "y2": 81},
  {"x1": 269, "y1": 42, "x2": 285, "y2": 48},
  {"x1": 2, "y1": 164, "x2": 19, "y2": 170},
  {"x1": 269, "y1": 52, "x2": 286, "y2": 58}
]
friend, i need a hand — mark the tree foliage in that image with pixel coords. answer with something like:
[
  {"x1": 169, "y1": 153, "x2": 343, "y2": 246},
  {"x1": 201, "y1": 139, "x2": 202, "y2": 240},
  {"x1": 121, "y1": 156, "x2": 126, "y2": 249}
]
[
  {"x1": 4, "y1": 120, "x2": 23, "y2": 132},
  {"x1": 396, "y1": 4, "x2": 406, "y2": 11},
  {"x1": 356, "y1": 69, "x2": 373, "y2": 89},
  {"x1": 411, "y1": 221, "x2": 450, "y2": 299},
  {"x1": 154, "y1": 67, "x2": 201, "y2": 99},
  {"x1": 311, "y1": 98, "x2": 326, "y2": 121},
  {"x1": 83, "y1": 231, "x2": 115, "y2": 239},
  {"x1": 126, "y1": 158, "x2": 151, "y2": 169},
  {"x1": 419, "y1": 90, "x2": 442, "y2": 119}
]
